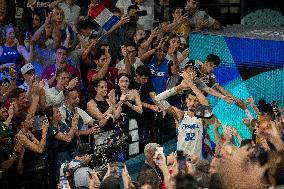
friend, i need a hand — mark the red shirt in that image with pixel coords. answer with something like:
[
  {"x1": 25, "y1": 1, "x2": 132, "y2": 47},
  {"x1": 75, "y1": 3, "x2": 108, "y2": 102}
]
[
  {"x1": 42, "y1": 63, "x2": 80, "y2": 87},
  {"x1": 87, "y1": 67, "x2": 118, "y2": 92}
]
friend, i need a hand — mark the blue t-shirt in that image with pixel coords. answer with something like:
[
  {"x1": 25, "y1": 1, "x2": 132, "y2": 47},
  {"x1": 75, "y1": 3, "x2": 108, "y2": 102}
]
[
  {"x1": 148, "y1": 56, "x2": 171, "y2": 94},
  {"x1": 0, "y1": 45, "x2": 21, "y2": 66}
]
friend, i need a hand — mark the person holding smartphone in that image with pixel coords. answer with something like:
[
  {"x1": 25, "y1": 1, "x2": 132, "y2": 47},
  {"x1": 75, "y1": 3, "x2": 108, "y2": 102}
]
[{"x1": 185, "y1": 0, "x2": 221, "y2": 30}]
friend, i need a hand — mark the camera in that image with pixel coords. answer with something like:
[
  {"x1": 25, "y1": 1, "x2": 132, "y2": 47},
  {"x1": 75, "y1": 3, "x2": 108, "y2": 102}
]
[
  {"x1": 91, "y1": 132, "x2": 132, "y2": 170},
  {"x1": 136, "y1": 10, "x2": 147, "y2": 17}
]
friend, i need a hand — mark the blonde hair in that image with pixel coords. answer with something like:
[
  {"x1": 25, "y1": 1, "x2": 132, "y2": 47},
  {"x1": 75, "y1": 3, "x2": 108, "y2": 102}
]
[{"x1": 52, "y1": 6, "x2": 66, "y2": 29}]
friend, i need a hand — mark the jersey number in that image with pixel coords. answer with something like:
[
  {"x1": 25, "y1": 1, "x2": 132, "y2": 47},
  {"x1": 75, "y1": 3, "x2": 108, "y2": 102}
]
[{"x1": 185, "y1": 133, "x2": 196, "y2": 141}]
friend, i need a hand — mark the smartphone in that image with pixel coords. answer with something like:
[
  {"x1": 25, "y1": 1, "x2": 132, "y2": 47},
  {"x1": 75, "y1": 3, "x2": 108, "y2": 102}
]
[
  {"x1": 59, "y1": 176, "x2": 68, "y2": 189},
  {"x1": 137, "y1": 10, "x2": 147, "y2": 17},
  {"x1": 155, "y1": 147, "x2": 164, "y2": 163},
  {"x1": 25, "y1": 32, "x2": 32, "y2": 40},
  {"x1": 116, "y1": 162, "x2": 124, "y2": 177},
  {"x1": 177, "y1": 150, "x2": 186, "y2": 174}
]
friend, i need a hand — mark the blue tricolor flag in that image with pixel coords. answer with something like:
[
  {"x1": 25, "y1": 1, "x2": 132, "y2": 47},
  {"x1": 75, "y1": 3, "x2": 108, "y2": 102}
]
[
  {"x1": 89, "y1": 4, "x2": 120, "y2": 31},
  {"x1": 202, "y1": 128, "x2": 215, "y2": 159}
]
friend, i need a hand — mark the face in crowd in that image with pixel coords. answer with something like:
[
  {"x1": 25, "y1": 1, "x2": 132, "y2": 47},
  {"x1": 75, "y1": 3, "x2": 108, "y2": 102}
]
[
  {"x1": 5, "y1": 26, "x2": 16, "y2": 43},
  {"x1": 23, "y1": 70, "x2": 36, "y2": 85},
  {"x1": 56, "y1": 71, "x2": 71, "y2": 89},
  {"x1": 202, "y1": 61, "x2": 216, "y2": 74},
  {"x1": 187, "y1": 0, "x2": 200, "y2": 14},
  {"x1": 118, "y1": 75, "x2": 130, "y2": 91},
  {"x1": 125, "y1": 45, "x2": 137, "y2": 59},
  {"x1": 52, "y1": 106, "x2": 63, "y2": 122},
  {"x1": 169, "y1": 36, "x2": 181, "y2": 52},
  {"x1": 95, "y1": 80, "x2": 108, "y2": 98},
  {"x1": 0, "y1": 106, "x2": 8, "y2": 121},
  {"x1": 15, "y1": 92, "x2": 30, "y2": 110},
  {"x1": 134, "y1": 29, "x2": 146, "y2": 42},
  {"x1": 66, "y1": 90, "x2": 80, "y2": 108},
  {"x1": 52, "y1": 8, "x2": 64, "y2": 23},
  {"x1": 136, "y1": 74, "x2": 149, "y2": 85},
  {"x1": 56, "y1": 48, "x2": 68, "y2": 66},
  {"x1": 155, "y1": 45, "x2": 168, "y2": 62}
]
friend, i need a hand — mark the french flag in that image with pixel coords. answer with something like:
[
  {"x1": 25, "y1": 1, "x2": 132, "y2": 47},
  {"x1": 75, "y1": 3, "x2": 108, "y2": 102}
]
[
  {"x1": 89, "y1": 4, "x2": 120, "y2": 31},
  {"x1": 202, "y1": 128, "x2": 216, "y2": 159}
]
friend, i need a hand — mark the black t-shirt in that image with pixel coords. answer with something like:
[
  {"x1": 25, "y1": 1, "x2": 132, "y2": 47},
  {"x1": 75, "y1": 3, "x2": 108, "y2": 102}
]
[
  {"x1": 0, "y1": 142, "x2": 14, "y2": 168},
  {"x1": 129, "y1": 78, "x2": 155, "y2": 103}
]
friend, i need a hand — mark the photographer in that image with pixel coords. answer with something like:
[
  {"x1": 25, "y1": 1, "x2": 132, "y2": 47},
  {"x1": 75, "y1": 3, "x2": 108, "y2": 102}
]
[{"x1": 59, "y1": 143, "x2": 93, "y2": 188}]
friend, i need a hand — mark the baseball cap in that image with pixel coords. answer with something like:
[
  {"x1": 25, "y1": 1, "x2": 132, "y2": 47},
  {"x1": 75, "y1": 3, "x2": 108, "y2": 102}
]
[{"x1": 21, "y1": 63, "x2": 35, "y2": 75}]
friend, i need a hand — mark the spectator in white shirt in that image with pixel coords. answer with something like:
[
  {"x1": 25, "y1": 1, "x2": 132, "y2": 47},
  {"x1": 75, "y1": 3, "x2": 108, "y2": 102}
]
[
  {"x1": 116, "y1": 42, "x2": 144, "y2": 76},
  {"x1": 49, "y1": 0, "x2": 81, "y2": 25}
]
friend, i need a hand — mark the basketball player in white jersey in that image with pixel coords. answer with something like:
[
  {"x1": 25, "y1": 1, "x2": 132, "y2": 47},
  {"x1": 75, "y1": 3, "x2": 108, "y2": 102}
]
[{"x1": 155, "y1": 66, "x2": 215, "y2": 159}]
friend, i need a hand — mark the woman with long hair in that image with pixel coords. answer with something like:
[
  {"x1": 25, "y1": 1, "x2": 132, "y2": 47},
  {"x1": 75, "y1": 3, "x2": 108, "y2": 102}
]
[
  {"x1": 87, "y1": 78, "x2": 116, "y2": 146},
  {"x1": 109, "y1": 73, "x2": 143, "y2": 157},
  {"x1": 44, "y1": 105, "x2": 79, "y2": 186}
]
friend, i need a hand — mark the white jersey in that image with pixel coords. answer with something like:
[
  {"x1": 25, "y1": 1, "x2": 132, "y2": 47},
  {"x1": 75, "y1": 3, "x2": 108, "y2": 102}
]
[{"x1": 177, "y1": 111, "x2": 204, "y2": 158}]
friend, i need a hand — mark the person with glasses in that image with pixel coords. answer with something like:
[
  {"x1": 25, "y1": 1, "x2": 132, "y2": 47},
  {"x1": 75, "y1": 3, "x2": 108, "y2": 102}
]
[{"x1": 116, "y1": 42, "x2": 144, "y2": 76}]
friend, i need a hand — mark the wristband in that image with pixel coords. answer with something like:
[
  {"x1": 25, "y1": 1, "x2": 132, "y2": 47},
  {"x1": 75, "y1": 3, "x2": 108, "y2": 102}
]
[{"x1": 155, "y1": 87, "x2": 177, "y2": 101}]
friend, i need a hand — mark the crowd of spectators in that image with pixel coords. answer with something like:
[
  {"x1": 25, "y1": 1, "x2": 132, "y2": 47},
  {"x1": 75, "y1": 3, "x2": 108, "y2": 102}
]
[{"x1": 0, "y1": 0, "x2": 283, "y2": 189}]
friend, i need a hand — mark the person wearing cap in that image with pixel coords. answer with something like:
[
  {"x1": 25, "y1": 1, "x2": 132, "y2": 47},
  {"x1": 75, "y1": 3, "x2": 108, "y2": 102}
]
[
  {"x1": 19, "y1": 63, "x2": 36, "y2": 92},
  {"x1": 59, "y1": 143, "x2": 93, "y2": 188},
  {"x1": 155, "y1": 72, "x2": 215, "y2": 159},
  {"x1": 19, "y1": 63, "x2": 47, "y2": 112}
]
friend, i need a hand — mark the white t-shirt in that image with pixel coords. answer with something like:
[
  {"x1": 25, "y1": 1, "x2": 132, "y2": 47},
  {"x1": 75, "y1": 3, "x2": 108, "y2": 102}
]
[
  {"x1": 116, "y1": 57, "x2": 144, "y2": 72},
  {"x1": 58, "y1": 3, "x2": 81, "y2": 25},
  {"x1": 177, "y1": 112, "x2": 204, "y2": 158},
  {"x1": 136, "y1": 0, "x2": 155, "y2": 31},
  {"x1": 115, "y1": 0, "x2": 132, "y2": 14},
  {"x1": 189, "y1": 11, "x2": 215, "y2": 28},
  {"x1": 45, "y1": 87, "x2": 64, "y2": 107}
]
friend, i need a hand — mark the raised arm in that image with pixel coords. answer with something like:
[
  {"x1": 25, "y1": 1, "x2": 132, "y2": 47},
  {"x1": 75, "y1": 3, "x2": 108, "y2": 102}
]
[
  {"x1": 232, "y1": 127, "x2": 242, "y2": 145},
  {"x1": 55, "y1": 112, "x2": 78, "y2": 142},
  {"x1": 105, "y1": 15, "x2": 130, "y2": 34},
  {"x1": 92, "y1": 50, "x2": 111, "y2": 80},
  {"x1": 48, "y1": 0, "x2": 65, "y2": 10},
  {"x1": 155, "y1": 82, "x2": 186, "y2": 121},
  {"x1": 87, "y1": 100, "x2": 114, "y2": 127},
  {"x1": 213, "y1": 119, "x2": 223, "y2": 144},
  {"x1": 124, "y1": 90, "x2": 143, "y2": 114},
  {"x1": 16, "y1": 119, "x2": 49, "y2": 153},
  {"x1": 32, "y1": 13, "x2": 52, "y2": 42}
]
